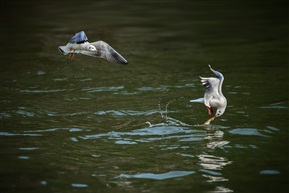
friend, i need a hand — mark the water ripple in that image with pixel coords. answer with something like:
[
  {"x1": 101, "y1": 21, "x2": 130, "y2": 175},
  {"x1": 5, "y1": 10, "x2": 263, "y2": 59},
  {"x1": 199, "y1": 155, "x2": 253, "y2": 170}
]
[
  {"x1": 80, "y1": 84, "x2": 194, "y2": 95},
  {"x1": 229, "y1": 128, "x2": 269, "y2": 137},
  {"x1": 80, "y1": 125, "x2": 202, "y2": 144},
  {"x1": 119, "y1": 171, "x2": 195, "y2": 180},
  {"x1": 260, "y1": 170, "x2": 280, "y2": 175},
  {"x1": 0, "y1": 132, "x2": 42, "y2": 137},
  {"x1": 260, "y1": 102, "x2": 288, "y2": 109},
  {"x1": 16, "y1": 110, "x2": 35, "y2": 117},
  {"x1": 19, "y1": 147, "x2": 39, "y2": 151},
  {"x1": 20, "y1": 89, "x2": 67, "y2": 93},
  {"x1": 71, "y1": 183, "x2": 88, "y2": 188},
  {"x1": 18, "y1": 156, "x2": 30, "y2": 159},
  {"x1": 82, "y1": 86, "x2": 124, "y2": 93},
  {"x1": 94, "y1": 109, "x2": 172, "y2": 116},
  {"x1": 24, "y1": 127, "x2": 85, "y2": 133},
  {"x1": 137, "y1": 84, "x2": 195, "y2": 92}
]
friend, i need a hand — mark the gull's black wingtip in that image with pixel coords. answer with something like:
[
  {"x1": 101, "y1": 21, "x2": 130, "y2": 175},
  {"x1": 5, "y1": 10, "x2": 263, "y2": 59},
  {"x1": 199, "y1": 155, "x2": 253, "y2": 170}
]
[
  {"x1": 118, "y1": 56, "x2": 129, "y2": 65},
  {"x1": 58, "y1": 46, "x2": 65, "y2": 54}
]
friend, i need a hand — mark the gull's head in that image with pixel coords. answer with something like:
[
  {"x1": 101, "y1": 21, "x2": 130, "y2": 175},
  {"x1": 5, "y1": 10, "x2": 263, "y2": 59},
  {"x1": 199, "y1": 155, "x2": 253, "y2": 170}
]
[
  {"x1": 87, "y1": 45, "x2": 98, "y2": 52},
  {"x1": 215, "y1": 104, "x2": 227, "y2": 118},
  {"x1": 215, "y1": 109, "x2": 224, "y2": 118}
]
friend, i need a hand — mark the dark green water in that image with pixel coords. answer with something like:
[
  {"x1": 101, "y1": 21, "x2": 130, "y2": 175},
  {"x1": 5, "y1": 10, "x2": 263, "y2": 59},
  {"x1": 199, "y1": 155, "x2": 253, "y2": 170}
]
[{"x1": 1, "y1": 1, "x2": 288, "y2": 193}]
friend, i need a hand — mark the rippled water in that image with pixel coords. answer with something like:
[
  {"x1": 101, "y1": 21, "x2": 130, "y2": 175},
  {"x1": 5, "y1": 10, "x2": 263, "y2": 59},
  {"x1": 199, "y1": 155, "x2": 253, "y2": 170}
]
[{"x1": 1, "y1": 1, "x2": 288, "y2": 193}]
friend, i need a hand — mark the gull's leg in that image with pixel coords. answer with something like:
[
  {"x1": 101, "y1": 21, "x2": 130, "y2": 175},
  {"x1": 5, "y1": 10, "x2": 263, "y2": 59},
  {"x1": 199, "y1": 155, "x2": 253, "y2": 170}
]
[
  {"x1": 68, "y1": 49, "x2": 74, "y2": 60},
  {"x1": 71, "y1": 51, "x2": 75, "y2": 60},
  {"x1": 67, "y1": 49, "x2": 72, "y2": 60},
  {"x1": 206, "y1": 106, "x2": 213, "y2": 115}
]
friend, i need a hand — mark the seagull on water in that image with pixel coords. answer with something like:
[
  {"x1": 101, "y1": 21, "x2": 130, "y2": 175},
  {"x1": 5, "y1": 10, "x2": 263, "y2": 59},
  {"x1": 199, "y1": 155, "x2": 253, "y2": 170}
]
[
  {"x1": 190, "y1": 65, "x2": 227, "y2": 119},
  {"x1": 58, "y1": 31, "x2": 128, "y2": 64}
]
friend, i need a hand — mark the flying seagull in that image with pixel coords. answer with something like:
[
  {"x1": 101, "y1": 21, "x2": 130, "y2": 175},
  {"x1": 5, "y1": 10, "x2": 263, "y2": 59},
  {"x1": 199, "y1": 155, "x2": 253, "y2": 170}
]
[
  {"x1": 58, "y1": 31, "x2": 128, "y2": 64},
  {"x1": 190, "y1": 65, "x2": 227, "y2": 120}
]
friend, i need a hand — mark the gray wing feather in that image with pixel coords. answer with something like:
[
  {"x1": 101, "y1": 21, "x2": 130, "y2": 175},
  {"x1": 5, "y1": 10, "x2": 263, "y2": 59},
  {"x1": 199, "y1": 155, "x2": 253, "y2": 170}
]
[
  {"x1": 69, "y1": 31, "x2": 88, "y2": 44},
  {"x1": 200, "y1": 77, "x2": 220, "y2": 107},
  {"x1": 209, "y1": 65, "x2": 224, "y2": 80},
  {"x1": 86, "y1": 41, "x2": 128, "y2": 64}
]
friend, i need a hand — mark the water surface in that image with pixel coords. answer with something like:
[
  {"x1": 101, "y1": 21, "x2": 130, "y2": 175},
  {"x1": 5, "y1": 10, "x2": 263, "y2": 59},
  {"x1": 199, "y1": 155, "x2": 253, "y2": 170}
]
[{"x1": 1, "y1": 1, "x2": 288, "y2": 193}]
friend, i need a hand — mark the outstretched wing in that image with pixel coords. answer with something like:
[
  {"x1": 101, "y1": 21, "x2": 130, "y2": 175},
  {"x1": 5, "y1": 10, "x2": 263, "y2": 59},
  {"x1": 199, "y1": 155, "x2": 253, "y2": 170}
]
[
  {"x1": 200, "y1": 77, "x2": 220, "y2": 107},
  {"x1": 80, "y1": 41, "x2": 128, "y2": 65},
  {"x1": 209, "y1": 65, "x2": 224, "y2": 80},
  {"x1": 69, "y1": 31, "x2": 88, "y2": 44}
]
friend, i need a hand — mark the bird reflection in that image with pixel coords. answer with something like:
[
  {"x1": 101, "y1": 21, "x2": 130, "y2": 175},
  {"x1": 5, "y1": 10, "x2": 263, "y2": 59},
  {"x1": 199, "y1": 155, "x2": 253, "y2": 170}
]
[
  {"x1": 197, "y1": 126, "x2": 233, "y2": 191},
  {"x1": 198, "y1": 154, "x2": 232, "y2": 171},
  {"x1": 209, "y1": 186, "x2": 234, "y2": 193},
  {"x1": 202, "y1": 174, "x2": 229, "y2": 182},
  {"x1": 204, "y1": 129, "x2": 230, "y2": 149}
]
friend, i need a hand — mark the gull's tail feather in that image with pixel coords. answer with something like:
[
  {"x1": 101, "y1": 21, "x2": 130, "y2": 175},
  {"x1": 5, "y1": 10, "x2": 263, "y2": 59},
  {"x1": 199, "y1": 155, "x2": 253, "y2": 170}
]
[
  {"x1": 58, "y1": 45, "x2": 81, "y2": 55},
  {"x1": 58, "y1": 46, "x2": 69, "y2": 55},
  {"x1": 190, "y1": 98, "x2": 204, "y2": 103}
]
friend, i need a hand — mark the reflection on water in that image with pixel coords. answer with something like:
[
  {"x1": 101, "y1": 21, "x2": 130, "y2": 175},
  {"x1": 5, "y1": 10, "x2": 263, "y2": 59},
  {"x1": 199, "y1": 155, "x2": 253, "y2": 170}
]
[
  {"x1": 198, "y1": 154, "x2": 232, "y2": 181},
  {"x1": 205, "y1": 130, "x2": 230, "y2": 149},
  {"x1": 200, "y1": 129, "x2": 233, "y2": 184},
  {"x1": 208, "y1": 186, "x2": 234, "y2": 193},
  {"x1": 1, "y1": 101, "x2": 286, "y2": 192}
]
